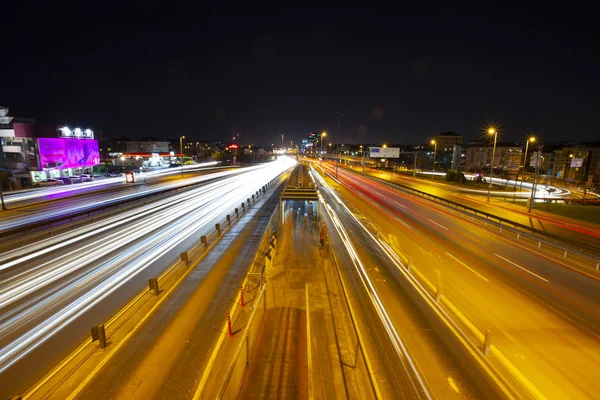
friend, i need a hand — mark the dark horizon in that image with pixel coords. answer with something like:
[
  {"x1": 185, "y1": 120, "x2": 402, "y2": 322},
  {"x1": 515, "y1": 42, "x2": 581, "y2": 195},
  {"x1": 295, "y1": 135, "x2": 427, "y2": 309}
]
[{"x1": 4, "y1": 2, "x2": 599, "y2": 147}]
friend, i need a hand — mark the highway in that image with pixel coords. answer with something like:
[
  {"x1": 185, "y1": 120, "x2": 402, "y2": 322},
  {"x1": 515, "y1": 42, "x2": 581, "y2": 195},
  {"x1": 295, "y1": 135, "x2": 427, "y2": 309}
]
[
  {"x1": 312, "y1": 161, "x2": 600, "y2": 399},
  {"x1": 0, "y1": 164, "x2": 232, "y2": 235},
  {"x1": 313, "y1": 169, "x2": 488, "y2": 399},
  {"x1": 1, "y1": 163, "x2": 220, "y2": 208},
  {"x1": 0, "y1": 158, "x2": 295, "y2": 397},
  {"x1": 336, "y1": 161, "x2": 600, "y2": 249}
]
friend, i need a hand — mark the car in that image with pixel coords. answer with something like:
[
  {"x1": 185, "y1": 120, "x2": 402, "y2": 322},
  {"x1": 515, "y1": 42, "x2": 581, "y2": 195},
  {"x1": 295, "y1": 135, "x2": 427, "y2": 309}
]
[
  {"x1": 56, "y1": 177, "x2": 72, "y2": 184},
  {"x1": 68, "y1": 176, "x2": 83, "y2": 183},
  {"x1": 79, "y1": 174, "x2": 93, "y2": 182},
  {"x1": 34, "y1": 179, "x2": 64, "y2": 187},
  {"x1": 105, "y1": 171, "x2": 123, "y2": 177}
]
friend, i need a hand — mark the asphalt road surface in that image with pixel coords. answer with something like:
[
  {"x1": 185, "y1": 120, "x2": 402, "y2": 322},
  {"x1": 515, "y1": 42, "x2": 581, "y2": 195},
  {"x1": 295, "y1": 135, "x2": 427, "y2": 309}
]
[
  {"x1": 0, "y1": 158, "x2": 295, "y2": 397},
  {"x1": 313, "y1": 161, "x2": 600, "y2": 399}
]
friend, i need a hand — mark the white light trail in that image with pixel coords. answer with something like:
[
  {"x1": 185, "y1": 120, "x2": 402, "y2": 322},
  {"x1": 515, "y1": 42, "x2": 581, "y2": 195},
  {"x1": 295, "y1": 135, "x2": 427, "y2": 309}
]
[
  {"x1": 0, "y1": 157, "x2": 296, "y2": 373},
  {"x1": 311, "y1": 166, "x2": 432, "y2": 399}
]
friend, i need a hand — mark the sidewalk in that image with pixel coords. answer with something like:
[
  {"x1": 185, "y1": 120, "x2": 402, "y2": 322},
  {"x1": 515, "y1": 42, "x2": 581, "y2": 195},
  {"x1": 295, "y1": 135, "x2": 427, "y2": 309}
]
[{"x1": 235, "y1": 212, "x2": 372, "y2": 399}]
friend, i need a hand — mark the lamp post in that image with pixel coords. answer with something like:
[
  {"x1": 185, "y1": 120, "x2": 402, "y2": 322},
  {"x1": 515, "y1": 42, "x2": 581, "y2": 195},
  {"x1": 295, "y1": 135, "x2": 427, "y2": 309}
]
[
  {"x1": 336, "y1": 114, "x2": 345, "y2": 179},
  {"x1": 528, "y1": 145, "x2": 543, "y2": 212},
  {"x1": 520, "y1": 136, "x2": 535, "y2": 191},
  {"x1": 487, "y1": 128, "x2": 498, "y2": 202},
  {"x1": 430, "y1": 139, "x2": 437, "y2": 171},
  {"x1": 360, "y1": 145, "x2": 365, "y2": 175},
  {"x1": 321, "y1": 131, "x2": 327, "y2": 154}
]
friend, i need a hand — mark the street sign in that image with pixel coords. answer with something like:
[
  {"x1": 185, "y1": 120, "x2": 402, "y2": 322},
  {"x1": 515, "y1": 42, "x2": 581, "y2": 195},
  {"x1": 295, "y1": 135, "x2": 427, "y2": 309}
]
[{"x1": 369, "y1": 147, "x2": 400, "y2": 158}]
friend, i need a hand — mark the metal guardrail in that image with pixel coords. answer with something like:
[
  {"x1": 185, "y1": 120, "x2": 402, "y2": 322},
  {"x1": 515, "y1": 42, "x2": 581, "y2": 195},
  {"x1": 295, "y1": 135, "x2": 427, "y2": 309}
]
[
  {"x1": 19, "y1": 179, "x2": 279, "y2": 399},
  {"x1": 358, "y1": 173, "x2": 600, "y2": 269},
  {"x1": 215, "y1": 204, "x2": 281, "y2": 399}
]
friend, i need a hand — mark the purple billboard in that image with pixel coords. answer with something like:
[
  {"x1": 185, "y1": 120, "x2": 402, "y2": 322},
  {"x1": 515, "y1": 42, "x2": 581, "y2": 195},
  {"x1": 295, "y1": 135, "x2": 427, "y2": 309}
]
[{"x1": 38, "y1": 138, "x2": 100, "y2": 170}]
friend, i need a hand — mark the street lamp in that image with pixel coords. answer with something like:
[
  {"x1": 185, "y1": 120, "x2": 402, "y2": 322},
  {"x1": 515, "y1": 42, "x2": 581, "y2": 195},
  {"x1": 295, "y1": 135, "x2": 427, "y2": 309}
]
[
  {"x1": 487, "y1": 128, "x2": 498, "y2": 202},
  {"x1": 430, "y1": 140, "x2": 437, "y2": 173},
  {"x1": 360, "y1": 145, "x2": 366, "y2": 175},
  {"x1": 528, "y1": 145, "x2": 544, "y2": 212},
  {"x1": 336, "y1": 114, "x2": 345, "y2": 179},
  {"x1": 520, "y1": 136, "x2": 535, "y2": 190},
  {"x1": 321, "y1": 131, "x2": 327, "y2": 154}
]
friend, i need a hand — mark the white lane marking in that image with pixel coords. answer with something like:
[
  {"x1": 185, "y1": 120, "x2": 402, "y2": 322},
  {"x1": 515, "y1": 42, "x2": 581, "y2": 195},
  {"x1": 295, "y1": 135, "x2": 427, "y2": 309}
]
[
  {"x1": 395, "y1": 217, "x2": 412, "y2": 230},
  {"x1": 494, "y1": 254, "x2": 549, "y2": 283},
  {"x1": 446, "y1": 252, "x2": 489, "y2": 282},
  {"x1": 394, "y1": 201, "x2": 407, "y2": 209},
  {"x1": 427, "y1": 218, "x2": 449, "y2": 231}
]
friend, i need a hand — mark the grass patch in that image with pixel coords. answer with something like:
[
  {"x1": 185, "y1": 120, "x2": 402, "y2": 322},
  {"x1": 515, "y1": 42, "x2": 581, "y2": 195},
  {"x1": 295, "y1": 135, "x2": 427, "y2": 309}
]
[{"x1": 514, "y1": 202, "x2": 600, "y2": 224}]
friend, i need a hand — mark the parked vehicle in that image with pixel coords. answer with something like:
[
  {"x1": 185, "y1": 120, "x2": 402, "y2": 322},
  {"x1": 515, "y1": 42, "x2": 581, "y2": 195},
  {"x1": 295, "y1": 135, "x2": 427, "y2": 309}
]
[
  {"x1": 56, "y1": 177, "x2": 72, "y2": 184},
  {"x1": 68, "y1": 176, "x2": 83, "y2": 183},
  {"x1": 105, "y1": 171, "x2": 123, "y2": 177},
  {"x1": 79, "y1": 174, "x2": 93, "y2": 182},
  {"x1": 34, "y1": 179, "x2": 64, "y2": 187}
]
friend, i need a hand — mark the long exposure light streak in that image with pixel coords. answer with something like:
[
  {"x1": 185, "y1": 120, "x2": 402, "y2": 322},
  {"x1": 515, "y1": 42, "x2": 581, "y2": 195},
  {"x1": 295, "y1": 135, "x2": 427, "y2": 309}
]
[
  {"x1": 310, "y1": 167, "x2": 432, "y2": 399},
  {"x1": 0, "y1": 157, "x2": 296, "y2": 373}
]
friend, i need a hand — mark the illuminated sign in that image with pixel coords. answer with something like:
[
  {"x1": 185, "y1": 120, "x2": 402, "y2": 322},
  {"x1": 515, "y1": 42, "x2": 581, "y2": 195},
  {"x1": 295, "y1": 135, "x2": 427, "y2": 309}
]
[
  {"x1": 58, "y1": 127, "x2": 94, "y2": 139},
  {"x1": 369, "y1": 147, "x2": 400, "y2": 158},
  {"x1": 126, "y1": 171, "x2": 135, "y2": 183},
  {"x1": 228, "y1": 144, "x2": 239, "y2": 149},
  {"x1": 38, "y1": 138, "x2": 100, "y2": 169}
]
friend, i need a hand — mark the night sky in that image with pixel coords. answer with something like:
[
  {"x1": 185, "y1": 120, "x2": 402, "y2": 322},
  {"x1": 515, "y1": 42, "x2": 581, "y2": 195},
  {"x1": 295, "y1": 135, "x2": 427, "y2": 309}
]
[{"x1": 4, "y1": 1, "x2": 599, "y2": 146}]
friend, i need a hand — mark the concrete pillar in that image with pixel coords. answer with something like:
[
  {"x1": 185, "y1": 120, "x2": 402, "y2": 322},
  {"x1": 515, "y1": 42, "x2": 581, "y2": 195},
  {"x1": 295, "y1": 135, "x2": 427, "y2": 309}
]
[{"x1": 216, "y1": 223, "x2": 221, "y2": 236}]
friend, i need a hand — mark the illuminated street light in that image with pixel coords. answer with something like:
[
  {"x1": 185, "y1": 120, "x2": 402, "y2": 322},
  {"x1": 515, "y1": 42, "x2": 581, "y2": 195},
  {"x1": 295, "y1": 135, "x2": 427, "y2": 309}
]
[
  {"x1": 528, "y1": 144, "x2": 544, "y2": 212},
  {"x1": 487, "y1": 127, "x2": 498, "y2": 202},
  {"x1": 383, "y1": 143, "x2": 387, "y2": 148},
  {"x1": 520, "y1": 136, "x2": 536, "y2": 190},
  {"x1": 430, "y1": 140, "x2": 437, "y2": 172},
  {"x1": 321, "y1": 131, "x2": 327, "y2": 154}
]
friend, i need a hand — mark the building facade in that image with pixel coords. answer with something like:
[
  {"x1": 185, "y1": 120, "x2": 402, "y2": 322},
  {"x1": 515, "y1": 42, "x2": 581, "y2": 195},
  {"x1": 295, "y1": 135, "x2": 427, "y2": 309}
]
[
  {"x1": 463, "y1": 142, "x2": 522, "y2": 175},
  {"x1": 433, "y1": 132, "x2": 463, "y2": 151},
  {"x1": 1, "y1": 107, "x2": 100, "y2": 188}
]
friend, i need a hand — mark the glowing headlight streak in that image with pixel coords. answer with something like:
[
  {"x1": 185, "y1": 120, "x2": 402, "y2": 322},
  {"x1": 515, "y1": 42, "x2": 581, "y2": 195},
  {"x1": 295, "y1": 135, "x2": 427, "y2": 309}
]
[
  {"x1": 0, "y1": 157, "x2": 296, "y2": 373},
  {"x1": 312, "y1": 166, "x2": 431, "y2": 398},
  {"x1": 312, "y1": 165, "x2": 545, "y2": 400},
  {"x1": 0, "y1": 165, "x2": 264, "y2": 232}
]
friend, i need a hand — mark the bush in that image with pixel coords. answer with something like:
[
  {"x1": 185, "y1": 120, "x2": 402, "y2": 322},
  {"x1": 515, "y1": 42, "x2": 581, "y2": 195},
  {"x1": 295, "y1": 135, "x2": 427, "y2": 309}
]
[{"x1": 445, "y1": 170, "x2": 467, "y2": 183}]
